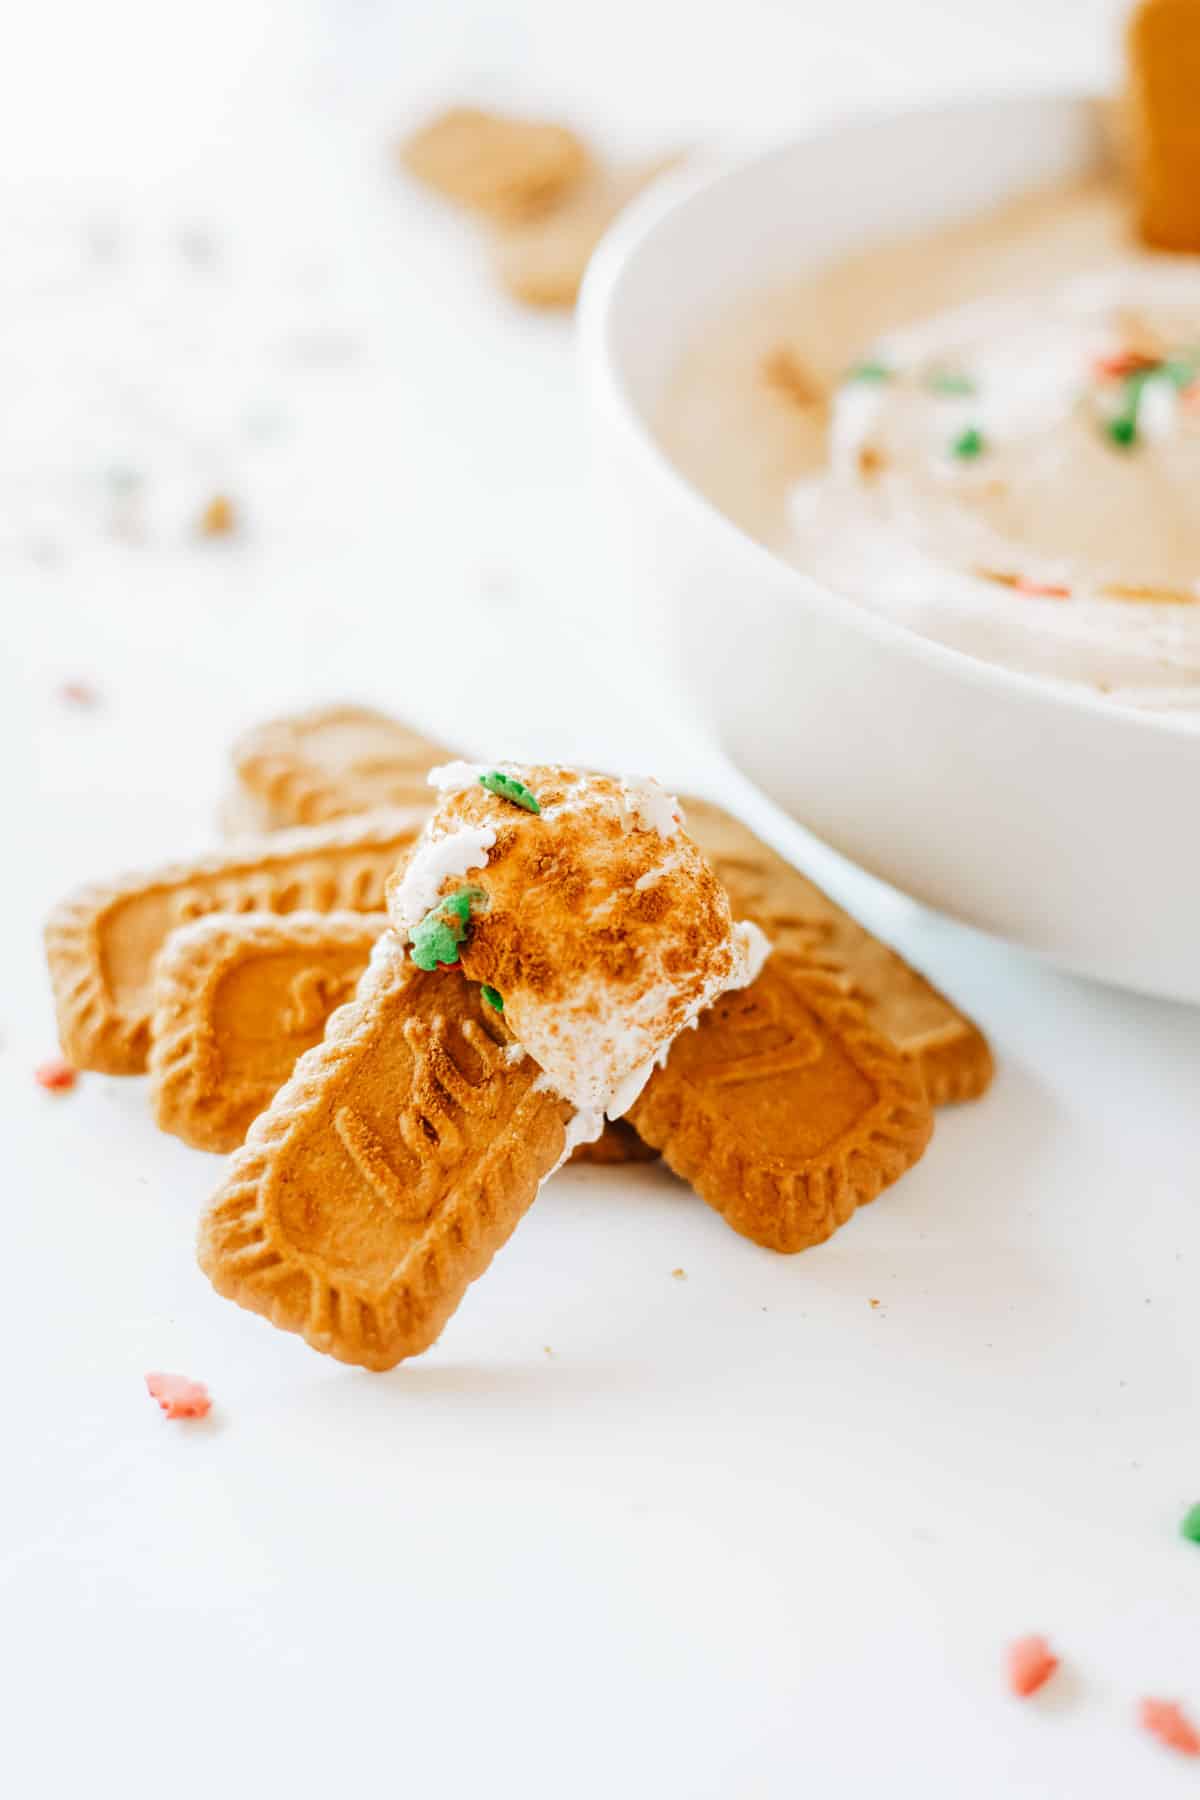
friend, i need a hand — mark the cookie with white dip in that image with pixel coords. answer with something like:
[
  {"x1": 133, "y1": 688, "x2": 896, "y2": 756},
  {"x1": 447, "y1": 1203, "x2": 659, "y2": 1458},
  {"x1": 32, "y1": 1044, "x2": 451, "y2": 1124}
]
[{"x1": 386, "y1": 762, "x2": 767, "y2": 1119}]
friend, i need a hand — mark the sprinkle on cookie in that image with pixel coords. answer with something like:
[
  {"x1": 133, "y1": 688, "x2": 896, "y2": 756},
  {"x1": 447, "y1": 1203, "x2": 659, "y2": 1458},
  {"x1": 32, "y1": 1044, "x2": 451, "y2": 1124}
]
[
  {"x1": 1006, "y1": 1635, "x2": 1059, "y2": 1698},
  {"x1": 410, "y1": 887, "x2": 480, "y2": 971},
  {"x1": 480, "y1": 984, "x2": 504, "y2": 1012},
  {"x1": 1139, "y1": 1698, "x2": 1200, "y2": 1757},
  {"x1": 479, "y1": 770, "x2": 541, "y2": 813},
  {"x1": 35, "y1": 1057, "x2": 77, "y2": 1093},
  {"x1": 145, "y1": 1372, "x2": 212, "y2": 1420}
]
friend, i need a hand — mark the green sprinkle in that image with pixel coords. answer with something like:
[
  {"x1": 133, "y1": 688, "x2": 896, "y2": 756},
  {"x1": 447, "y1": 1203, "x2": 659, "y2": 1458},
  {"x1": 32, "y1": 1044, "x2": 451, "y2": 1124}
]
[
  {"x1": 927, "y1": 370, "x2": 977, "y2": 397},
  {"x1": 950, "y1": 427, "x2": 986, "y2": 460},
  {"x1": 844, "y1": 359, "x2": 891, "y2": 384},
  {"x1": 409, "y1": 886, "x2": 483, "y2": 971},
  {"x1": 1104, "y1": 364, "x2": 1167, "y2": 450},
  {"x1": 1180, "y1": 1503, "x2": 1200, "y2": 1544},
  {"x1": 411, "y1": 915, "x2": 461, "y2": 971},
  {"x1": 439, "y1": 888, "x2": 477, "y2": 926},
  {"x1": 479, "y1": 770, "x2": 541, "y2": 814},
  {"x1": 480, "y1": 985, "x2": 504, "y2": 1013},
  {"x1": 1162, "y1": 355, "x2": 1199, "y2": 391}
]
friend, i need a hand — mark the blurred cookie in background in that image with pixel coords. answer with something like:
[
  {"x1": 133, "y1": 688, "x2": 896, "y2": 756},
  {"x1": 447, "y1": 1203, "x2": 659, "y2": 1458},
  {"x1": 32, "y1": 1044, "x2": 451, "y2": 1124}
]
[
  {"x1": 400, "y1": 105, "x2": 589, "y2": 222},
  {"x1": 494, "y1": 154, "x2": 685, "y2": 309}
]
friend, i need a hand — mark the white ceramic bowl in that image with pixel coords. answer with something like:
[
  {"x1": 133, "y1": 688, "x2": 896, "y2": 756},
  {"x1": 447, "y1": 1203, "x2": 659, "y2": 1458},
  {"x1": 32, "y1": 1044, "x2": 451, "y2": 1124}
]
[{"x1": 580, "y1": 93, "x2": 1200, "y2": 1004}]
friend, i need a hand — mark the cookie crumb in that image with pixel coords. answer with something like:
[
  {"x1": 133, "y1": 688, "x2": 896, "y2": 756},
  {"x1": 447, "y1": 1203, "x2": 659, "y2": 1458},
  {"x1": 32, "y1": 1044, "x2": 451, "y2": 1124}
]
[
  {"x1": 1139, "y1": 1698, "x2": 1200, "y2": 1756},
  {"x1": 145, "y1": 1372, "x2": 212, "y2": 1420},
  {"x1": 868, "y1": 1297, "x2": 880, "y2": 1308},
  {"x1": 1007, "y1": 1635, "x2": 1059, "y2": 1697},
  {"x1": 35, "y1": 1057, "x2": 77, "y2": 1093},
  {"x1": 543, "y1": 1345, "x2": 554, "y2": 1357},
  {"x1": 762, "y1": 347, "x2": 824, "y2": 409},
  {"x1": 199, "y1": 494, "x2": 236, "y2": 537},
  {"x1": 671, "y1": 1267, "x2": 687, "y2": 1281}
]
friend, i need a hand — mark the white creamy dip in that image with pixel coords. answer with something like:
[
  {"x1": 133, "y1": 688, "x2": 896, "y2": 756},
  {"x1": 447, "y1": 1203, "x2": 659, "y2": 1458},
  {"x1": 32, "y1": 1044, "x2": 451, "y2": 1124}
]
[{"x1": 785, "y1": 265, "x2": 1200, "y2": 711}]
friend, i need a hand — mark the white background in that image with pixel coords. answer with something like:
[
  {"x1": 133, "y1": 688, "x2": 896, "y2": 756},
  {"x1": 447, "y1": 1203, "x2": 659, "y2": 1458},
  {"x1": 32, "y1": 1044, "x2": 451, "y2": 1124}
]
[{"x1": 6, "y1": 2, "x2": 1200, "y2": 1795}]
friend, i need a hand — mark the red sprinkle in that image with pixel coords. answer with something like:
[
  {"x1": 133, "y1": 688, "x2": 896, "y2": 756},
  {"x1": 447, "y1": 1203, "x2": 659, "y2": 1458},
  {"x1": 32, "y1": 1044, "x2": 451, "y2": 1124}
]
[
  {"x1": 1007, "y1": 1635, "x2": 1059, "y2": 1697},
  {"x1": 145, "y1": 1372, "x2": 212, "y2": 1420},
  {"x1": 59, "y1": 681, "x2": 99, "y2": 707},
  {"x1": 1092, "y1": 351, "x2": 1159, "y2": 382},
  {"x1": 1139, "y1": 1699, "x2": 1200, "y2": 1757},
  {"x1": 35, "y1": 1057, "x2": 77, "y2": 1093},
  {"x1": 1015, "y1": 576, "x2": 1072, "y2": 600}
]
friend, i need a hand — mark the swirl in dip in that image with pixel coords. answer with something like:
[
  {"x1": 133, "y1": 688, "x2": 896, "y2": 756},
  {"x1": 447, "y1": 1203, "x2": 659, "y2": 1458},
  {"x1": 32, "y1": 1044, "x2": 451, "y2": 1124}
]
[{"x1": 785, "y1": 265, "x2": 1200, "y2": 711}]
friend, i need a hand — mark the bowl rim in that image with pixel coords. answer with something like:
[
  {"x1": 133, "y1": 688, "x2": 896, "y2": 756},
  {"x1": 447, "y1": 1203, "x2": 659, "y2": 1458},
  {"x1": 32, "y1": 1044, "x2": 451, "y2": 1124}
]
[{"x1": 577, "y1": 90, "x2": 1200, "y2": 745}]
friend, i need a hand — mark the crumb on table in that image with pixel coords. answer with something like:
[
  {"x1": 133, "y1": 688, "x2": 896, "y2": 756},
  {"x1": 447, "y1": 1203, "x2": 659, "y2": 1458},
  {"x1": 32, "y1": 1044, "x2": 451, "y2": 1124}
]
[{"x1": 199, "y1": 494, "x2": 236, "y2": 537}]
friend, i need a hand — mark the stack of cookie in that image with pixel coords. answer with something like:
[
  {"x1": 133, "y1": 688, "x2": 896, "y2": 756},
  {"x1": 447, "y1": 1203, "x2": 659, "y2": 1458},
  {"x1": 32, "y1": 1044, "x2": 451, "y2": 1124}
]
[{"x1": 44, "y1": 707, "x2": 992, "y2": 1370}]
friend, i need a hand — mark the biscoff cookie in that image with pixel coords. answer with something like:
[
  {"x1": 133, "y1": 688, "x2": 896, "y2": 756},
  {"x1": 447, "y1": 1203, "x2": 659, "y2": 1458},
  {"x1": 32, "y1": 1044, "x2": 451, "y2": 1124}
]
[
  {"x1": 231, "y1": 705, "x2": 451, "y2": 831},
  {"x1": 45, "y1": 808, "x2": 425, "y2": 1075},
  {"x1": 387, "y1": 763, "x2": 764, "y2": 1116},
  {"x1": 400, "y1": 106, "x2": 588, "y2": 222},
  {"x1": 683, "y1": 798, "x2": 993, "y2": 1106},
  {"x1": 495, "y1": 155, "x2": 681, "y2": 309},
  {"x1": 150, "y1": 912, "x2": 386, "y2": 1153},
  {"x1": 629, "y1": 953, "x2": 933, "y2": 1253},
  {"x1": 570, "y1": 1117, "x2": 660, "y2": 1167},
  {"x1": 217, "y1": 784, "x2": 274, "y2": 839},
  {"x1": 148, "y1": 904, "x2": 652, "y2": 1167},
  {"x1": 198, "y1": 938, "x2": 577, "y2": 1370},
  {"x1": 1128, "y1": 0, "x2": 1200, "y2": 251}
]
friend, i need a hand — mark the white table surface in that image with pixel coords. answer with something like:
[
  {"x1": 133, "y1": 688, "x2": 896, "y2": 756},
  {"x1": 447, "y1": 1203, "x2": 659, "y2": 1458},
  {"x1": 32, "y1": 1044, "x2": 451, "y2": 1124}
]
[{"x1": 7, "y1": 2, "x2": 1200, "y2": 1795}]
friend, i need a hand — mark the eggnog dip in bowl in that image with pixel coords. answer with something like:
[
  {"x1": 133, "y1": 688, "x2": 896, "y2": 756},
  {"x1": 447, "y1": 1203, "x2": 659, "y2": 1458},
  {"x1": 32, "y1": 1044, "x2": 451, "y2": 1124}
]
[{"x1": 579, "y1": 92, "x2": 1200, "y2": 1003}]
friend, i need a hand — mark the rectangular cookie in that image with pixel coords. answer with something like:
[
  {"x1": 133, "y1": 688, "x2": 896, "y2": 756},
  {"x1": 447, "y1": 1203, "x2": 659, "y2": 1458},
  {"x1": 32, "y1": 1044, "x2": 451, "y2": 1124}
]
[
  {"x1": 229, "y1": 705, "x2": 452, "y2": 831},
  {"x1": 198, "y1": 940, "x2": 575, "y2": 1370},
  {"x1": 629, "y1": 951, "x2": 933, "y2": 1253},
  {"x1": 199, "y1": 935, "x2": 932, "y2": 1370},
  {"x1": 150, "y1": 912, "x2": 387, "y2": 1153},
  {"x1": 682, "y1": 797, "x2": 993, "y2": 1106},
  {"x1": 44, "y1": 808, "x2": 425, "y2": 1075}
]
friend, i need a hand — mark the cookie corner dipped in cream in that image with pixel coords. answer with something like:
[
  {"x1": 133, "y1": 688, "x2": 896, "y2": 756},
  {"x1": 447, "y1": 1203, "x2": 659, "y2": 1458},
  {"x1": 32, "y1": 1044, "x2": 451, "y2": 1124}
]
[{"x1": 385, "y1": 761, "x2": 768, "y2": 1120}]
